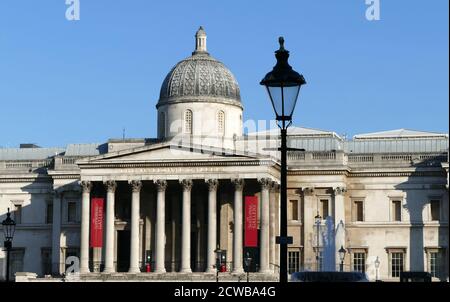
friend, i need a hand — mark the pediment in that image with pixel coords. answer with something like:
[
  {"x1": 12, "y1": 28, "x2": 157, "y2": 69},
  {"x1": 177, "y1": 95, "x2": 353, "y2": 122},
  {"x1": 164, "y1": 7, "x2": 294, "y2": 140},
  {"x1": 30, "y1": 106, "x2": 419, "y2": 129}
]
[{"x1": 81, "y1": 142, "x2": 263, "y2": 164}]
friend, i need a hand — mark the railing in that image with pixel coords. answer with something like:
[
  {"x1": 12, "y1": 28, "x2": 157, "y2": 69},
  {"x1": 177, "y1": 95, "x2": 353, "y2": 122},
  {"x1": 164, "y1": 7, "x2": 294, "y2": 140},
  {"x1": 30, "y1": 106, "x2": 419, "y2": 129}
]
[
  {"x1": 381, "y1": 154, "x2": 412, "y2": 161},
  {"x1": 0, "y1": 159, "x2": 53, "y2": 170},
  {"x1": 287, "y1": 151, "x2": 305, "y2": 160},
  {"x1": 348, "y1": 154, "x2": 374, "y2": 162},
  {"x1": 62, "y1": 157, "x2": 77, "y2": 165},
  {"x1": 347, "y1": 152, "x2": 447, "y2": 166},
  {"x1": 312, "y1": 152, "x2": 336, "y2": 160}
]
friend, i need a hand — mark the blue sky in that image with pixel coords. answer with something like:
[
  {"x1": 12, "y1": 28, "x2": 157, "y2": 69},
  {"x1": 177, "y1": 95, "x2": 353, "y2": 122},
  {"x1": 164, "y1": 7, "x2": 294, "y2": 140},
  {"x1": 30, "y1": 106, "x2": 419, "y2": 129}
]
[{"x1": 0, "y1": 0, "x2": 448, "y2": 147}]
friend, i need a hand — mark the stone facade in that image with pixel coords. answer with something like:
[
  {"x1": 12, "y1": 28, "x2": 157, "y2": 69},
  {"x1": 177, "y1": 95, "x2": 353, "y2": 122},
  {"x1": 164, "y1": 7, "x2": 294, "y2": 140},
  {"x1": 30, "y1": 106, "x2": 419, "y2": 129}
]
[{"x1": 0, "y1": 28, "x2": 448, "y2": 282}]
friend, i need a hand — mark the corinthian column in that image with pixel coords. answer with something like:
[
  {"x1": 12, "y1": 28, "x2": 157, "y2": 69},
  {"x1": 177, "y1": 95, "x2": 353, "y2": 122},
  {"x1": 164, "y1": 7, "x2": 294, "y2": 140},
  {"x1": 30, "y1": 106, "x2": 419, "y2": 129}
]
[
  {"x1": 206, "y1": 179, "x2": 218, "y2": 273},
  {"x1": 103, "y1": 180, "x2": 117, "y2": 273},
  {"x1": 269, "y1": 182, "x2": 279, "y2": 272},
  {"x1": 259, "y1": 178, "x2": 271, "y2": 273},
  {"x1": 180, "y1": 179, "x2": 193, "y2": 273},
  {"x1": 129, "y1": 180, "x2": 142, "y2": 273},
  {"x1": 154, "y1": 180, "x2": 167, "y2": 273},
  {"x1": 232, "y1": 178, "x2": 244, "y2": 273},
  {"x1": 80, "y1": 181, "x2": 92, "y2": 274}
]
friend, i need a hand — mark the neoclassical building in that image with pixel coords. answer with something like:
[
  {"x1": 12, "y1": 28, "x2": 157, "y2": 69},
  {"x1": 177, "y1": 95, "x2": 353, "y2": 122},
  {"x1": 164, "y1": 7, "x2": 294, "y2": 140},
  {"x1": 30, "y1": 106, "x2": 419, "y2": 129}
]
[{"x1": 1, "y1": 27, "x2": 448, "y2": 282}]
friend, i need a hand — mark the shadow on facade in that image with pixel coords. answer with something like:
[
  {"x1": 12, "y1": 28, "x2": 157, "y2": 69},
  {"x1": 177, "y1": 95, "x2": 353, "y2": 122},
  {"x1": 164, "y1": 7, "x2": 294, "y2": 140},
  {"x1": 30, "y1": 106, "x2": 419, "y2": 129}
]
[{"x1": 395, "y1": 156, "x2": 448, "y2": 281}]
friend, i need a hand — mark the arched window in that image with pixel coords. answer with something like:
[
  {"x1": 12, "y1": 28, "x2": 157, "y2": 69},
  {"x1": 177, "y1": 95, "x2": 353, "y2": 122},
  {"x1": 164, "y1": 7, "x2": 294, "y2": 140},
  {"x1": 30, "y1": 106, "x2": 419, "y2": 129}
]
[
  {"x1": 218, "y1": 110, "x2": 225, "y2": 135},
  {"x1": 159, "y1": 112, "x2": 165, "y2": 138},
  {"x1": 184, "y1": 109, "x2": 193, "y2": 134}
]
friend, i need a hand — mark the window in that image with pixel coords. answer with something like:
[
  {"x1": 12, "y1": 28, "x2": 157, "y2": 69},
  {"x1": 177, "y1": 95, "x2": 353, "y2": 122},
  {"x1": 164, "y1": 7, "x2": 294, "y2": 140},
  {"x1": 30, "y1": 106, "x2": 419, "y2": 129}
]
[
  {"x1": 318, "y1": 251, "x2": 323, "y2": 271},
  {"x1": 14, "y1": 204, "x2": 22, "y2": 224},
  {"x1": 67, "y1": 202, "x2": 77, "y2": 223},
  {"x1": 320, "y1": 199, "x2": 329, "y2": 219},
  {"x1": 217, "y1": 110, "x2": 225, "y2": 135},
  {"x1": 390, "y1": 252, "x2": 404, "y2": 278},
  {"x1": 353, "y1": 252, "x2": 366, "y2": 273},
  {"x1": 430, "y1": 200, "x2": 440, "y2": 221},
  {"x1": 392, "y1": 200, "x2": 402, "y2": 222},
  {"x1": 184, "y1": 110, "x2": 193, "y2": 134},
  {"x1": 289, "y1": 200, "x2": 299, "y2": 221},
  {"x1": 46, "y1": 202, "x2": 53, "y2": 224},
  {"x1": 429, "y1": 252, "x2": 438, "y2": 278},
  {"x1": 159, "y1": 112, "x2": 166, "y2": 138},
  {"x1": 288, "y1": 250, "x2": 300, "y2": 274},
  {"x1": 9, "y1": 249, "x2": 25, "y2": 280},
  {"x1": 353, "y1": 201, "x2": 364, "y2": 222},
  {"x1": 41, "y1": 248, "x2": 52, "y2": 276},
  {"x1": 426, "y1": 249, "x2": 443, "y2": 278}
]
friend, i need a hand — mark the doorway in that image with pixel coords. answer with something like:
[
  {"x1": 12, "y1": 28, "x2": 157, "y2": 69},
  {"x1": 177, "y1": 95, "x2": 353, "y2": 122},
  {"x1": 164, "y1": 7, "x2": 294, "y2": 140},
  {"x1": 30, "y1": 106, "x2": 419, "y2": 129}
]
[{"x1": 117, "y1": 230, "x2": 130, "y2": 272}]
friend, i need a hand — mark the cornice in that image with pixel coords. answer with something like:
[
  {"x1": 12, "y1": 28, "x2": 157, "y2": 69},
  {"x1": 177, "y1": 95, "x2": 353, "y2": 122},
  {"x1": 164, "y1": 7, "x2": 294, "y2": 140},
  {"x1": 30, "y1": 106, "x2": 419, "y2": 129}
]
[
  {"x1": 348, "y1": 171, "x2": 446, "y2": 177},
  {"x1": 79, "y1": 159, "x2": 277, "y2": 169},
  {"x1": 0, "y1": 176, "x2": 52, "y2": 183},
  {"x1": 288, "y1": 170, "x2": 349, "y2": 176}
]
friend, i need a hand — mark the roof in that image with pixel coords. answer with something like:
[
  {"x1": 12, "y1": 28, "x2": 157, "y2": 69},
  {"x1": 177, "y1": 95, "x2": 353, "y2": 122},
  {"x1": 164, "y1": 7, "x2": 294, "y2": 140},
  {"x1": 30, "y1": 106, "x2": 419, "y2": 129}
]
[
  {"x1": 0, "y1": 148, "x2": 65, "y2": 161},
  {"x1": 246, "y1": 126, "x2": 341, "y2": 138},
  {"x1": 354, "y1": 129, "x2": 448, "y2": 140},
  {"x1": 65, "y1": 143, "x2": 104, "y2": 156}
]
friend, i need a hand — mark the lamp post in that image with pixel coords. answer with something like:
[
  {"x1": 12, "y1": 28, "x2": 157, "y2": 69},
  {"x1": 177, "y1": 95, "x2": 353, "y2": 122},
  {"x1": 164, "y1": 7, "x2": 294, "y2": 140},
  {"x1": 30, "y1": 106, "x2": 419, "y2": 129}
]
[
  {"x1": 261, "y1": 37, "x2": 306, "y2": 283},
  {"x1": 374, "y1": 256, "x2": 381, "y2": 282},
  {"x1": 338, "y1": 245, "x2": 346, "y2": 272},
  {"x1": 2, "y1": 208, "x2": 16, "y2": 282},
  {"x1": 244, "y1": 252, "x2": 252, "y2": 282},
  {"x1": 314, "y1": 212, "x2": 322, "y2": 271}
]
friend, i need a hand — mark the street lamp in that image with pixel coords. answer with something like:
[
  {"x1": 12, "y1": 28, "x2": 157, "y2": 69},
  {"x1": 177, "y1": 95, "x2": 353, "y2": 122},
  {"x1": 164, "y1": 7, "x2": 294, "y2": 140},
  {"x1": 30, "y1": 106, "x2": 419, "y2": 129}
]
[
  {"x1": 2, "y1": 208, "x2": 16, "y2": 282},
  {"x1": 244, "y1": 252, "x2": 252, "y2": 282},
  {"x1": 314, "y1": 212, "x2": 322, "y2": 271},
  {"x1": 261, "y1": 36, "x2": 306, "y2": 283},
  {"x1": 338, "y1": 246, "x2": 346, "y2": 272},
  {"x1": 374, "y1": 256, "x2": 381, "y2": 282}
]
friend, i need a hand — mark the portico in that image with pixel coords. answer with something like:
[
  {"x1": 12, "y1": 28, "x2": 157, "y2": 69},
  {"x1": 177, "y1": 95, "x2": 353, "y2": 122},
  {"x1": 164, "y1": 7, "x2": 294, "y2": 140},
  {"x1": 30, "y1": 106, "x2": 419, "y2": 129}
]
[{"x1": 76, "y1": 142, "x2": 280, "y2": 276}]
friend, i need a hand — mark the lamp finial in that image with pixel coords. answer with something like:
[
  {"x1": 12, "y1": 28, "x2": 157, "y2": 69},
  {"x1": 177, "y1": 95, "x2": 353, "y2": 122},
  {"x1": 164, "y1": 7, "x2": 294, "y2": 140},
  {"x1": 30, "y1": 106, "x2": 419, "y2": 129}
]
[{"x1": 278, "y1": 37, "x2": 285, "y2": 50}]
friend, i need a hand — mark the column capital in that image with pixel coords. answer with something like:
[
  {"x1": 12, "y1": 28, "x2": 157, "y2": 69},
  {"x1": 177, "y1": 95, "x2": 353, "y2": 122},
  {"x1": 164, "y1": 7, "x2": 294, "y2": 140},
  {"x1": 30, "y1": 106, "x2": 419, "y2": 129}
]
[
  {"x1": 154, "y1": 179, "x2": 168, "y2": 192},
  {"x1": 302, "y1": 187, "x2": 315, "y2": 196},
  {"x1": 80, "y1": 181, "x2": 92, "y2": 193},
  {"x1": 258, "y1": 178, "x2": 272, "y2": 190},
  {"x1": 270, "y1": 181, "x2": 280, "y2": 193},
  {"x1": 180, "y1": 179, "x2": 193, "y2": 191},
  {"x1": 104, "y1": 180, "x2": 117, "y2": 193},
  {"x1": 205, "y1": 179, "x2": 218, "y2": 192},
  {"x1": 334, "y1": 187, "x2": 347, "y2": 196},
  {"x1": 129, "y1": 180, "x2": 142, "y2": 193},
  {"x1": 232, "y1": 178, "x2": 245, "y2": 191}
]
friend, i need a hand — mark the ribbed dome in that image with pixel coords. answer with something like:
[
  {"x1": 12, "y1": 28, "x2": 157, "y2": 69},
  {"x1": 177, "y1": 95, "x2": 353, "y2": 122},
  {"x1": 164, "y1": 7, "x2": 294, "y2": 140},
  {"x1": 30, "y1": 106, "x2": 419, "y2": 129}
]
[
  {"x1": 159, "y1": 54, "x2": 241, "y2": 102},
  {"x1": 157, "y1": 27, "x2": 241, "y2": 107}
]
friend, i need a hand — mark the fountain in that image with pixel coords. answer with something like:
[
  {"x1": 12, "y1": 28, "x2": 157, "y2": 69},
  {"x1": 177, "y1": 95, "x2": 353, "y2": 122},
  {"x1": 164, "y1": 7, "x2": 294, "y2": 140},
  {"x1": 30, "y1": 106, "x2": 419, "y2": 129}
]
[
  {"x1": 320, "y1": 217, "x2": 345, "y2": 272},
  {"x1": 321, "y1": 217, "x2": 336, "y2": 271}
]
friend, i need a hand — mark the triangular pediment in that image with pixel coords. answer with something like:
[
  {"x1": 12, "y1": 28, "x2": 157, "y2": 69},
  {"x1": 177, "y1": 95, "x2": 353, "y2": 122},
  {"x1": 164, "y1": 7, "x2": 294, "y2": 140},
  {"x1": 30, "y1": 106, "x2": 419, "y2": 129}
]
[{"x1": 79, "y1": 142, "x2": 266, "y2": 164}]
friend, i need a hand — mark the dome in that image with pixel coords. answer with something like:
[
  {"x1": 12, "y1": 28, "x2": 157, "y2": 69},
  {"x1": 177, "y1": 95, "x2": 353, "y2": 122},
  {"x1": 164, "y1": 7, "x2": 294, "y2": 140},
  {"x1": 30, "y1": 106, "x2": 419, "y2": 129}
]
[{"x1": 157, "y1": 27, "x2": 241, "y2": 108}]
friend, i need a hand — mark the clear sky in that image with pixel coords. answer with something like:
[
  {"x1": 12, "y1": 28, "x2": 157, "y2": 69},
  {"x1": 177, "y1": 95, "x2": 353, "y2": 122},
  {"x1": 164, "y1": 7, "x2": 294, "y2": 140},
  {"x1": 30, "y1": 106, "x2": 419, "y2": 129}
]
[{"x1": 0, "y1": 0, "x2": 448, "y2": 148}]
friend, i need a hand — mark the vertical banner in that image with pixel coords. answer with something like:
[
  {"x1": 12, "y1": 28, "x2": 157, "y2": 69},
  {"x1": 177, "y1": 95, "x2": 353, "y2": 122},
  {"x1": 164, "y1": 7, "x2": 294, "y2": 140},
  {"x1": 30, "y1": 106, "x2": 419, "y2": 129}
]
[
  {"x1": 90, "y1": 198, "x2": 104, "y2": 248},
  {"x1": 244, "y1": 196, "x2": 258, "y2": 247}
]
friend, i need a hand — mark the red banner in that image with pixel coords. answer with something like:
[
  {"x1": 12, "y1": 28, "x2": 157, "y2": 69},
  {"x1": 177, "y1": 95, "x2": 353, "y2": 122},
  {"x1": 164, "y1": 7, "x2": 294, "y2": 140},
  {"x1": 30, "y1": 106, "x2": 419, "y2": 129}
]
[
  {"x1": 244, "y1": 196, "x2": 258, "y2": 247},
  {"x1": 90, "y1": 198, "x2": 104, "y2": 248}
]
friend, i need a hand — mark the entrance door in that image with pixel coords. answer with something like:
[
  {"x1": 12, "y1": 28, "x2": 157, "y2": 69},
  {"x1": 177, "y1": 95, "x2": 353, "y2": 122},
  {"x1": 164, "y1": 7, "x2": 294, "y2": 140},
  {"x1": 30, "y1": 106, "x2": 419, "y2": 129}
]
[{"x1": 117, "y1": 230, "x2": 131, "y2": 272}]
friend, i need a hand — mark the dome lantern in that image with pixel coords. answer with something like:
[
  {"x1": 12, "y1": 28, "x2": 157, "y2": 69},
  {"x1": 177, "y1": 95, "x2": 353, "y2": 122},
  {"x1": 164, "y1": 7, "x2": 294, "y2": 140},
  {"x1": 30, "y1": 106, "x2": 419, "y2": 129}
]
[{"x1": 194, "y1": 26, "x2": 208, "y2": 54}]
